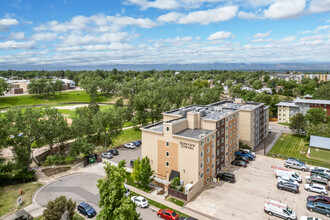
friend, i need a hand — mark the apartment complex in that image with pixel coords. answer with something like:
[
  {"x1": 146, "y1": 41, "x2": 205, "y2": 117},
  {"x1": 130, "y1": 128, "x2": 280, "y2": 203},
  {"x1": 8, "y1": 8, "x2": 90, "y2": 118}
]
[
  {"x1": 261, "y1": 73, "x2": 330, "y2": 83},
  {"x1": 141, "y1": 100, "x2": 269, "y2": 200},
  {"x1": 277, "y1": 99, "x2": 330, "y2": 123}
]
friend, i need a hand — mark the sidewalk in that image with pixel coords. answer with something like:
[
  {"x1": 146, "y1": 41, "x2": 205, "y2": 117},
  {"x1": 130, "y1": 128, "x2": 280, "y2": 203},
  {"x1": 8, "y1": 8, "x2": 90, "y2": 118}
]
[{"x1": 129, "y1": 185, "x2": 212, "y2": 220}]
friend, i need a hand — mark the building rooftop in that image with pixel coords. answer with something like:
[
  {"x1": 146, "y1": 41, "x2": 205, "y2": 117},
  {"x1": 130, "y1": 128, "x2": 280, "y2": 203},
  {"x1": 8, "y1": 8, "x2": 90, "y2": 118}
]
[
  {"x1": 310, "y1": 135, "x2": 330, "y2": 150},
  {"x1": 276, "y1": 101, "x2": 299, "y2": 107},
  {"x1": 294, "y1": 99, "x2": 330, "y2": 105},
  {"x1": 174, "y1": 128, "x2": 216, "y2": 140},
  {"x1": 141, "y1": 122, "x2": 164, "y2": 133}
]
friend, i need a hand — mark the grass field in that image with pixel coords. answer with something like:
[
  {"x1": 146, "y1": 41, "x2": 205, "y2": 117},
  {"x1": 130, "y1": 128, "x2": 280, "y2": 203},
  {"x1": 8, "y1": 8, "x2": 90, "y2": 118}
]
[
  {"x1": 0, "y1": 182, "x2": 43, "y2": 217},
  {"x1": 167, "y1": 197, "x2": 185, "y2": 207},
  {"x1": 34, "y1": 213, "x2": 84, "y2": 220},
  {"x1": 268, "y1": 133, "x2": 330, "y2": 168},
  {"x1": 278, "y1": 122, "x2": 290, "y2": 126},
  {"x1": 113, "y1": 128, "x2": 141, "y2": 146},
  {"x1": 310, "y1": 148, "x2": 330, "y2": 162},
  {"x1": 0, "y1": 91, "x2": 114, "y2": 108}
]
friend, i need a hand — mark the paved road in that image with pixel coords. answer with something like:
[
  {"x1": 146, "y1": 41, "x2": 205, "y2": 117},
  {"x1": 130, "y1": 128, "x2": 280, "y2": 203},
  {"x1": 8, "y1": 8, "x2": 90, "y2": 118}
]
[
  {"x1": 34, "y1": 172, "x2": 158, "y2": 220},
  {"x1": 107, "y1": 146, "x2": 142, "y2": 165}
]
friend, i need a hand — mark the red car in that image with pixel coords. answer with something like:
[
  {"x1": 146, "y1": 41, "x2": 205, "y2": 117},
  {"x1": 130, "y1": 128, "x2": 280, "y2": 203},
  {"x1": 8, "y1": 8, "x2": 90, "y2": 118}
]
[
  {"x1": 307, "y1": 195, "x2": 330, "y2": 204},
  {"x1": 157, "y1": 209, "x2": 179, "y2": 220}
]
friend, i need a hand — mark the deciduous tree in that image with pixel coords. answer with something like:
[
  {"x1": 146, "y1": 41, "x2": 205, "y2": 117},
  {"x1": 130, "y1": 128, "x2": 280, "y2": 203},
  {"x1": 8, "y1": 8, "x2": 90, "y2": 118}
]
[
  {"x1": 305, "y1": 108, "x2": 327, "y2": 125},
  {"x1": 43, "y1": 196, "x2": 76, "y2": 220},
  {"x1": 289, "y1": 113, "x2": 306, "y2": 134}
]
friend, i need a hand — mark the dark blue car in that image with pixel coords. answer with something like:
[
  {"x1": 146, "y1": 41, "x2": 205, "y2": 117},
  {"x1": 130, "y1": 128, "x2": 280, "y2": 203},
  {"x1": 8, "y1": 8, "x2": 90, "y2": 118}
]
[
  {"x1": 235, "y1": 151, "x2": 255, "y2": 160},
  {"x1": 306, "y1": 201, "x2": 330, "y2": 217},
  {"x1": 77, "y1": 202, "x2": 96, "y2": 218},
  {"x1": 132, "y1": 140, "x2": 141, "y2": 147}
]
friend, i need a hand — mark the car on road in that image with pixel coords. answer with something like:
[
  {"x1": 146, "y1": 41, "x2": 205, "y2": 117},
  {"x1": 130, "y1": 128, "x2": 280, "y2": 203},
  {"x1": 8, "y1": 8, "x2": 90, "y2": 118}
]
[
  {"x1": 131, "y1": 196, "x2": 149, "y2": 208},
  {"x1": 216, "y1": 172, "x2": 236, "y2": 183},
  {"x1": 307, "y1": 195, "x2": 330, "y2": 205},
  {"x1": 77, "y1": 202, "x2": 96, "y2": 218},
  {"x1": 235, "y1": 155, "x2": 250, "y2": 163},
  {"x1": 235, "y1": 151, "x2": 254, "y2": 160},
  {"x1": 277, "y1": 182, "x2": 299, "y2": 194},
  {"x1": 124, "y1": 143, "x2": 136, "y2": 149},
  {"x1": 300, "y1": 216, "x2": 323, "y2": 220},
  {"x1": 284, "y1": 159, "x2": 308, "y2": 171},
  {"x1": 132, "y1": 140, "x2": 141, "y2": 147},
  {"x1": 231, "y1": 160, "x2": 247, "y2": 167},
  {"x1": 157, "y1": 209, "x2": 179, "y2": 220},
  {"x1": 101, "y1": 152, "x2": 113, "y2": 159},
  {"x1": 179, "y1": 217, "x2": 198, "y2": 220},
  {"x1": 277, "y1": 176, "x2": 299, "y2": 187},
  {"x1": 305, "y1": 175, "x2": 328, "y2": 186},
  {"x1": 108, "y1": 148, "x2": 119, "y2": 156},
  {"x1": 304, "y1": 183, "x2": 328, "y2": 195},
  {"x1": 306, "y1": 201, "x2": 330, "y2": 217}
]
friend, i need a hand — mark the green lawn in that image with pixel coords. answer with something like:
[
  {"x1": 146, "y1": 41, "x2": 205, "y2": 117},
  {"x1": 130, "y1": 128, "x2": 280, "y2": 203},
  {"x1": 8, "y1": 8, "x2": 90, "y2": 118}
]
[
  {"x1": 310, "y1": 148, "x2": 330, "y2": 162},
  {"x1": 268, "y1": 133, "x2": 330, "y2": 168},
  {"x1": 34, "y1": 213, "x2": 84, "y2": 220},
  {"x1": 130, "y1": 192, "x2": 189, "y2": 218},
  {"x1": 278, "y1": 122, "x2": 290, "y2": 126},
  {"x1": 125, "y1": 172, "x2": 152, "y2": 193},
  {"x1": 167, "y1": 197, "x2": 185, "y2": 207},
  {"x1": 113, "y1": 128, "x2": 141, "y2": 146},
  {"x1": 57, "y1": 109, "x2": 76, "y2": 118},
  {"x1": 0, "y1": 91, "x2": 113, "y2": 108},
  {"x1": 0, "y1": 182, "x2": 43, "y2": 217}
]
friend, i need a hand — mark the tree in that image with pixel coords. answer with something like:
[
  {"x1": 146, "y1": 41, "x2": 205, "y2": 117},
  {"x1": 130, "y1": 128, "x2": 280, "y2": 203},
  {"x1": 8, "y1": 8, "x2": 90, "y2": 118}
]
[
  {"x1": 43, "y1": 196, "x2": 76, "y2": 220},
  {"x1": 69, "y1": 137, "x2": 96, "y2": 157},
  {"x1": 306, "y1": 122, "x2": 330, "y2": 140},
  {"x1": 263, "y1": 75, "x2": 270, "y2": 83},
  {"x1": 0, "y1": 78, "x2": 9, "y2": 96},
  {"x1": 97, "y1": 162, "x2": 140, "y2": 220},
  {"x1": 93, "y1": 107, "x2": 125, "y2": 148},
  {"x1": 252, "y1": 80, "x2": 263, "y2": 90},
  {"x1": 289, "y1": 113, "x2": 306, "y2": 134},
  {"x1": 140, "y1": 157, "x2": 154, "y2": 189},
  {"x1": 305, "y1": 108, "x2": 327, "y2": 125},
  {"x1": 314, "y1": 82, "x2": 330, "y2": 100},
  {"x1": 131, "y1": 158, "x2": 141, "y2": 184}
]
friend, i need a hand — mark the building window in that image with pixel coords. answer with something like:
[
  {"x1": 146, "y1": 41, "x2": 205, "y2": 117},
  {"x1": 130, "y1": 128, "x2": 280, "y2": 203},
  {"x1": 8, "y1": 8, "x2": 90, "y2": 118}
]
[
  {"x1": 226, "y1": 135, "x2": 228, "y2": 139},
  {"x1": 230, "y1": 132, "x2": 232, "y2": 137},
  {"x1": 233, "y1": 130, "x2": 236, "y2": 134},
  {"x1": 233, "y1": 122, "x2": 236, "y2": 126},
  {"x1": 207, "y1": 137, "x2": 210, "y2": 143},
  {"x1": 201, "y1": 162, "x2": 203, "y2": 168},
  {"x1": 221, "y1": 164, "x2": 224, "y2": 169},
  {"x1": 230, "y1": 148, "x2": 232, "y2": 153},
  {"x1": 165, "y1": 162, "x2": 169, "y2": 167},
  {"x1": 200, "y1": 173, "x2": 204, "y2": 179},
  {"x1": 230, "y1": 116, "x2": 232, "y2": 120},
  {"x1": 226, "y1": 161, "x2": 228, "y2": 165},
  {"x1": 233, "y1": 145, "x2": 236, "y2": 150},
  {"x1": 201, "y1": 151, "x2": 204, "y2": 158},
  {"x1": 217, "y1": 131, "x2": 220, "y2": 137},
  {"x1": 207, "y1": 168, "x2": 210, "y2": 174},
  {"x1": 217, "y1": 140, "x2": 220, "y2": 146},
  {"x1": 212, "y1": 134, "x2": 215, "y2": 139},
  {"x1": 212, "y1": 163, "x2": 214, "y2": 168},
  {"x1": 226, "y1": 118, "x2": 228, "y2": 122},
  {"x1": 230, "y1": 124, "x2": 232, "y2": 129},
  {"x1": 217, "y1": 159, "x2": 219, "y2": 165},
  {"x1": 212, "y1": 143, "x2": 215, "y2": 149},
  {"x1": 226, "y1": 126, "x2": 228, "y2": 131},
  {"x1": 212, "y1": 154, "x2": 214, "y2": 159},
  {"x1": 217, "y1": 121, "x2": 220, "y2": 127},
  {"x1": 165, "y1": 152, "x2": 169, "y2": 157},
  {"x1": 221, "y1": 155, "x2": 224, "y2": 161},
  {"x1": 221, "y1": 146, "x2": 224, "y2": 152},
  {"x1": 207, "y1": 157, "x2": 210, "y2": 164},
  {"x1": 226, "y1": 144, "x2": 228, "y2": 148},
  {"x1": 221, "y1": 120, "x2": 224, "y2": 125},
  {"x1": 166, "y1": 127, "x2": 169, "y2": 131},
  {"x1": 279, "y1": 114, "x2": 281, "y2": 116},
  {"x1": 221, "y1": 137, "x2": 224, "y2": 143},
  {"x1": 201, "y1": 141, "x2": 204, "y2": 147},
  {"x1": 217, "y1": 149, "x2": 219, "y2": 156},
  {"x1": 234, "y1": 114, "x2": 236, "y2": 118},
  {"x1": 166, "y1": 142, "x2": 169, "y2": 147},
  {"x1": 226, "y1": 152, "x2": 228, "y2": 156},
  {"x1": 221, "y1": 128, "x2": 224, "y2": 134},
  {"x1": 207, "y1": 147, "x2": 210, "y2": 153}
]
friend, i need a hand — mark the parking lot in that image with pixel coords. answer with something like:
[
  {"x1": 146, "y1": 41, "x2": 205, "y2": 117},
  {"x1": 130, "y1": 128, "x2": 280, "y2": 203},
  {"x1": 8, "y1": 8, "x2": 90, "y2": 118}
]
[
  {"x1": 104, "y1": 145, "x2": 142, "y2": 166},
  {"x1": 185, "y1": 155, "x2": 326, "y2": 220}
]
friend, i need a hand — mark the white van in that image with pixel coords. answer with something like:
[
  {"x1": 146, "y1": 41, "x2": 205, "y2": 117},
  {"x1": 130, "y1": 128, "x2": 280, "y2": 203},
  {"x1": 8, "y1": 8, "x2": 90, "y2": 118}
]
[
  {"x1": 276, "y1": 169, "x2": 302, "y2": 183},
  {"x1": 264, "y1": 198, "x2": 297, "y2": 220}
]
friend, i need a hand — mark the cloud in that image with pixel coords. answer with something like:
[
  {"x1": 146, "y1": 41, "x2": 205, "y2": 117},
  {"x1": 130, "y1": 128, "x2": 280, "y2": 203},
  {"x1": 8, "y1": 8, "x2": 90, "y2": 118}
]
[
  {"x1": 277, "y1": 36, "x2": 296, "y2": 43},
  {"x1": 208, "y1": 31, "x2": 234, "y2": 40},
  {"x1": 158, "y1": 6, "x2": 238, "y2": 25},
  {"x1": 254, "y1": 31, "x2": 272, "y2": 38},
  {"x1": 0, "y1": 18, "x2": 19, "y2": 31},
  {"x1": 238, "y1": 11, "x2": 261, "y2": 19},
  {"x1": 61, "y1": 32, "x2": 130, "y2": 45},
  {"x1": 128, "y1": 0, "x2": 180, "y2": 10},
  {"x1": 314, "y1": 25, "x2": 330, "y2": 33},
  {"x1": 251, "y1": 38, "x2": 272, "y2": 43},
  {"x1": 0, "y1": 40, "x2": 34, "y2": 49},
  {"x1": 263, "y1": 0, "x2": 306, "y2": 19},
  {"x1": 9, "y1": 32, "x2": 25, "y2": 40},
  {"x1": 31, "y1": 32, "x2": 58, "y2": 41},
  {"x1": 307, "y1": 0, "x2": 330, "y2": 13}
]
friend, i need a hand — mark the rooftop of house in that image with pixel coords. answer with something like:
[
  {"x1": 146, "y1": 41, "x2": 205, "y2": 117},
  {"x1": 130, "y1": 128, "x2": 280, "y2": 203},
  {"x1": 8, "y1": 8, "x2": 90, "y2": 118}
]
[
  {"x1": 276, "y1": 101, "x2": 299, "y2": 107},
  {"x1": 294, "y1": 98, "x2": 330, "y2": 105},
  {"x1": 174, "y1": 128, "x2": 216, "y2": 140},
  {"x1": 310, "y1": 135, "x2": 330, "y2": 150}
]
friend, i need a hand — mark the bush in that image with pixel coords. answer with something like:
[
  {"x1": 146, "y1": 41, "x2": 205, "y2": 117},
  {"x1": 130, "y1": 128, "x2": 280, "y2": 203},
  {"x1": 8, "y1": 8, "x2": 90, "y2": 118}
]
[
  {"x1": 64, "y1": 156, "x2": 75, "y2": 164},
  {"x1": 43, "y1": 155, "x2": 75, "y2": 166},
  {"x1": 0, "y1": 170, "x2": 36, "y2": 186},
  {"x1": 239, "y1": 142, "x2": 251, "y2": 150}
]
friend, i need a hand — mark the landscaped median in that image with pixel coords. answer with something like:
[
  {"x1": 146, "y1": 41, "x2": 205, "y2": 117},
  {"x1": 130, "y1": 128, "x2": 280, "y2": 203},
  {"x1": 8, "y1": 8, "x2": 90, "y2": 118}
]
[{"x1": 268, "y1": 133, "x2": 330, "y2": 168}]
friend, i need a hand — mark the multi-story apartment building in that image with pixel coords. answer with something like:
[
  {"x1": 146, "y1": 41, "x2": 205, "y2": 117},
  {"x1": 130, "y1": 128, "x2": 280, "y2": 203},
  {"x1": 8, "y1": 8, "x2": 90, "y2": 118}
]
[
  {"x1": 261, "y1": 73, "x2": 330, "y2": 83},
  {"x1": 277, "y1": 99, "x2": 330, "y2": 123},
  {"x1": 141, "y1": 100, "x2": 269, "y2": 200}
]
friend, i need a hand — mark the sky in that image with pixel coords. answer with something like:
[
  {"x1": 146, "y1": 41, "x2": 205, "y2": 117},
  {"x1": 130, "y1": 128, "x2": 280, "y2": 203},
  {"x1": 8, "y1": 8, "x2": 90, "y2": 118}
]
[{"x1": 0, "y1": 0, "x2": 330, "y2": 69}]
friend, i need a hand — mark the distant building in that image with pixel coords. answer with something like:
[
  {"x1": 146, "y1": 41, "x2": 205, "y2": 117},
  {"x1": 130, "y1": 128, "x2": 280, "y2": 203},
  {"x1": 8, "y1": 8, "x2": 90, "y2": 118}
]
[
  {"x1": 60, "y1": 79, "x2": 76, "y2": 90},
  {"x1": 6, "y1": 80, "x2": 29, "y2": 94},
  {"x1": 309, "y1": 135, "x2": 330, "y2": 159},
  {"x1": 262, "y1": 73, "x2": 330, "y2": 83},
  {"x1": 277, "y1": 99, "x2": 330, "y2": 123}
]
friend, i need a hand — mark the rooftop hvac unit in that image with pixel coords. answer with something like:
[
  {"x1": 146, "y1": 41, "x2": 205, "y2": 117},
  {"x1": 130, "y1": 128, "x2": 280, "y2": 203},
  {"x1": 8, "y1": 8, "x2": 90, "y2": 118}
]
[{"x1": 200, "y1": 110, "x2": 206, "y2": 116}]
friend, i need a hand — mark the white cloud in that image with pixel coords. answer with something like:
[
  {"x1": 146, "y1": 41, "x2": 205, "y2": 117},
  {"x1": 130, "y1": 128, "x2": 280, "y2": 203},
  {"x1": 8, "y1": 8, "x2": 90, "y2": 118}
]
[
  {"x1": 61, "y1": 32, "x2": 130, "y2": 45},
  {"x1": 264, "y1": 0, "x2": 306, "y2": 19},
  {"x1": 0, "y1": 18, "x2": 19, "y2": 31},
  {"x1": 308, "y1": 0, "x2": 330, "y2": 13},
  {"x1": 158, "y1": 6, "x2": 238, "y2": 25},
  {"x1": 277, "y1": 36, "x2": 296, "y2": 43},
  {"x1": 0, "y1": 40, "x2": 34, "y2": 49},
  {"x1": 208, "y1": 31, "x2": 234, "y2": 40},
  {"x1": 31, "y1": 32, "x2": 58, "y2": 41},
  {"x1": 314, "y1": 25, "x2": 330, "y2": 33},
  {"x1": 56, "y1": 46, "x2": 82, "y2": 52},
  {"x1": 9, "y1": 32, "x2": 25, "y2": 40},
  {"x1": 251, "y1": 38, "x2": 272, "y2": 43},
  {"x1": 238, "y1": 11, "x2": 261, "y2": 19},
  {"x1": 254, "y1": 31, "x2": 272, "y2": 38}
]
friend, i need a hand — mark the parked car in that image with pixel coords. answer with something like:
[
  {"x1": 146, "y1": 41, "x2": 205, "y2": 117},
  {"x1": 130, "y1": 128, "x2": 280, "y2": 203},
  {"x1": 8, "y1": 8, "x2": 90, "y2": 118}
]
[
  {"x1": 311, "y1": 170, "x2": 330, "y2": 180},
  {"x1": 216, "y1": 172, "x2": 236, "y2": 183},
  {"x1": 264, "y1": 198, "x2": 296, "y2": 220},
  {"x1": 235, "y1": 155, "x2": 250, "y2": 163},
  {"x1": 300, "y1": 216, "x2": 323, "y2": 220},
  {"x1": 77, "y1": 202, "x2": 96, "y2": 218},
  {"x1": 239, "y1": 149, "x2": 256, "y2": 157},
  {"x1": 130, "y1": 159, "x2": 135, "y2": 168},
  {"x1": 284, "y1": 159, "x2": 308, "y2": 171},
  {"x1": 307, "y1": 195, "x2": 330, "y2": 205},
  {"x1": 108, "y1": 148, "x2": 119, "y2": 156},
  {"x1": 277, "y1": 176, "x2": 299, "y2": 187},
  {"x1": 231, "y1": 160, "x2": 247, "y2": 167},
  {"x1": 310, "y1": 167, "x2": 330, "y2": 176},
  {"x1": 235, "y1": 151, "x2": 254, "y2": 160},
  {"x1": 157, "y1": 209, "x2": 179, "y2": 220},
  {"x1": 304, "y1": 183, "x2": 328, "y2": 195},
  {"x1": 277, "y1": 182, "x2": 299, "y2": 194},
  {"x1": 288, "y1": 157, "x2": 305, "y2": 164},
  {"x1": 306, "y1": 175, "x2": 328, "y2": 186},
  {"x1": 101, "y1": 152, "x2": 113, "y2": 159},
  {"x1": 132, "y1": 140, "x2": 141, "y2": 147},
  {"x1": 179, "y1": 217, "x2": 198, "y2": 220},
  {"x1": 131, "y1": 196, "x2": 148, "y2": 208},
  {"x1": 124, "y1": 143, "x2": 135, "y2": 149},
  {"x1": 306, "y1": 201, "x2": 330, "y2": 217},
  {"x1": 276, "y1": 169, "x2": 302, "y2": 183}
]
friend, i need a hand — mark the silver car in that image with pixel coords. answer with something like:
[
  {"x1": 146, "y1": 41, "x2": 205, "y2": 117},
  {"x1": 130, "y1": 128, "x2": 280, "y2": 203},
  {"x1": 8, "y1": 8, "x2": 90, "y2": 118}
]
[
  {"x1": 284, "y1": 160, "x2": 308, "y2": 171},
  {"x1": 101, "y1": 152, "x2": 113, "y2": 159}
]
